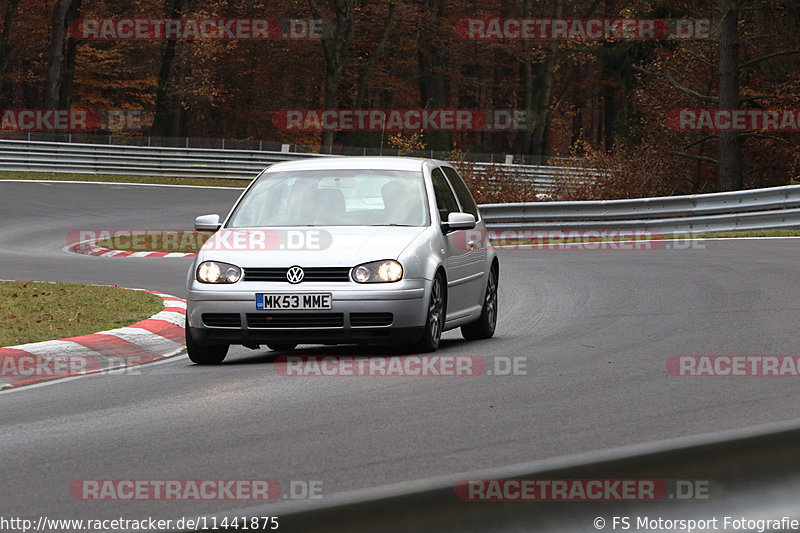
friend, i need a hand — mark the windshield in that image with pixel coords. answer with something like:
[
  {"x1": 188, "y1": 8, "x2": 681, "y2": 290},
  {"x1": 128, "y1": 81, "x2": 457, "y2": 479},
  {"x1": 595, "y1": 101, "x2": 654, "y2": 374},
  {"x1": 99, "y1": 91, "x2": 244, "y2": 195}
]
[{"x1": 227, "y1": 169, "x2": 429, "y2": 227}]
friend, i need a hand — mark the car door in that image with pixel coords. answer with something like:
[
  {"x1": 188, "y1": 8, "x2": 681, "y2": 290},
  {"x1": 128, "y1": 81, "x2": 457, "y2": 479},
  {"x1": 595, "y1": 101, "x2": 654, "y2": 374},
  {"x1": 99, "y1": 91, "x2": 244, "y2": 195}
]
[
  {"x1": 430, "y1": 167, "x2": 484, "y2": 320},
  {"x1": 442, "y1": 165, "x2": 488, "y2": 306}
]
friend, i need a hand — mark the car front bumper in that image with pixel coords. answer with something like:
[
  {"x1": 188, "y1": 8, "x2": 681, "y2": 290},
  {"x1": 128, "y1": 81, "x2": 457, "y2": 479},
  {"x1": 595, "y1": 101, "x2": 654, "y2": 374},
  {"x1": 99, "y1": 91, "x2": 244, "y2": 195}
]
[{"x1": 187, "y1": 279, "x2": 429, "y2": 346}]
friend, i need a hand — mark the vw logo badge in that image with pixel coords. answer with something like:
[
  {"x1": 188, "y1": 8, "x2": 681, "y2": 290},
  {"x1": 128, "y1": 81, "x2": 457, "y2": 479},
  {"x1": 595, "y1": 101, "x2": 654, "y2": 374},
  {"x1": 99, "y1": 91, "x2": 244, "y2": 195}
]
[{"x1": 286, "y1": 266, "x2": 304, "y2": 284}]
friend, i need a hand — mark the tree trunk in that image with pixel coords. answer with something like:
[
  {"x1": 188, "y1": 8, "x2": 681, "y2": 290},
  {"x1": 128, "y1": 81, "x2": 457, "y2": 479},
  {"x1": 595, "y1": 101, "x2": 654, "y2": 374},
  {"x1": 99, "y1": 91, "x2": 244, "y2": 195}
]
[
  {"x1": 58, "y1": 0, "x2": 82, "y2": 109},
  {"x1": 516, "y1": 0, "x2": 562, "y2": 156},
  {"x1": 0, "y1": 0, "x2": 21, "y2": 77},
  {"x1": 309, "y1": 0, "x2": 357, "y2": 148},
  {"x1": 354, "y1": 0, "x2": 397, "y2": 109},
  {"x1": 151, "y1": 0, "x2": 187, "y2": 137},
  {"x1": 44, "y1": 0, "x2": 74, "y2": 109},
  {"x1": 0, "y1": 0, "x2": 21, "y2": 106},
  {"x1": 515, "y1": 0, "x2": 534, "y2": 155},
  {"x1": 340, "y1": 0, "x2": 397, "y2": 147},
  {"x1": 718, "y1": 0, "x2": 742, "y2": 191},
  {"x1": 417, "y1": 0, "x2": 450, "y2": 151},
  {"x1": 602, "y1": 82, "x2": 615, "y2": 151},
  {"x1": 530, "y1": 0, "x2": 563, "y2": 157}
]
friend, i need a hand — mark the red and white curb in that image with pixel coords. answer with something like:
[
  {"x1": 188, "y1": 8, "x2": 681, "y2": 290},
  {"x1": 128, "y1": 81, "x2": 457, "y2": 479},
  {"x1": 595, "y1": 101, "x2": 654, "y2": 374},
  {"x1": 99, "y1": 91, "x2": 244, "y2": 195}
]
[
  {"x1": 0, "y1": 289, "x2": 186, "y2": 389},
  {"x1": 67, "y1": 239, "x2": 196, "y2": 258}
]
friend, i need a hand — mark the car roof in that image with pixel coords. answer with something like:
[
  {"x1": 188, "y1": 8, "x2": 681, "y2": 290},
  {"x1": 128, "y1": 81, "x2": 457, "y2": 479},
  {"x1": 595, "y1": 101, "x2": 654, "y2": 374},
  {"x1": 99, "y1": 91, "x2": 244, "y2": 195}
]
[{"x1": 262, "y1": 156, "x2": 446, "y2": 173}]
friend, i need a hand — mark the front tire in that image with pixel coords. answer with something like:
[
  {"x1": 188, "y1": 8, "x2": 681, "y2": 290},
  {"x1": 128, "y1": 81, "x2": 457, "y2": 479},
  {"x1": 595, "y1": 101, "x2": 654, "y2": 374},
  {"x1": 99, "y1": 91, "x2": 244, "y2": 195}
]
[
  {"x1": 461, "y1": 265, "x2": 498, "y2": 340},
  {"x1": 413, "y1": 274, "x2": 445, "y2": 353},
  {"x1": 185, "y1": 319, "x2": 228, "y2": 365}
]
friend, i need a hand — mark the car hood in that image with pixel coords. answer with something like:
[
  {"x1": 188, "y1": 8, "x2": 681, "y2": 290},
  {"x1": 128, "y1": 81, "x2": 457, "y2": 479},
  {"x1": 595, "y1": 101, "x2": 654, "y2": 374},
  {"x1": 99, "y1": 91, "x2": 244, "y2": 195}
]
[{"x1": 198, "y1": 226, "x2": 428, "y2": 268}]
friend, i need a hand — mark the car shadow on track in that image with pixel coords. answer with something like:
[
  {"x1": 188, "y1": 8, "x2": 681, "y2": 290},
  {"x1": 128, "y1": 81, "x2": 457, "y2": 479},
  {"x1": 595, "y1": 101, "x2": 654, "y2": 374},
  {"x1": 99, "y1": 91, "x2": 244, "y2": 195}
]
[{"x1": 218, "y1": 338, "x2": 473, "y2": 366}]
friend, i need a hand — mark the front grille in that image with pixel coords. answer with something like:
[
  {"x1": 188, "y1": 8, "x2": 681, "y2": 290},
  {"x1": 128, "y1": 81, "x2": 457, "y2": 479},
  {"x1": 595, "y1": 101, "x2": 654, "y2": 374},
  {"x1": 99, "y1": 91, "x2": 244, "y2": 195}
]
[
  {"x1": 243, "y1": 267, "x2": 351, "y2": 282},
  {"x1": 246, "y1": 313, "x2": 345, "y2": 329},
  {"x1": 202, "y1": 313, "x2": 242, "y2": 328},
  {"x1": 350, "y1": 312, "x2": 393, "y2": 327}
]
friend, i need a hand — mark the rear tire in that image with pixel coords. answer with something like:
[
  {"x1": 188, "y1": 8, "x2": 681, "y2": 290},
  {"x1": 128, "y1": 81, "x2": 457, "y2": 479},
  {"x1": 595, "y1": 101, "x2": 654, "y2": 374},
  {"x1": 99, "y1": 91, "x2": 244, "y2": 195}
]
[
  {"x1": 413, "y1": 274, "x2": 445, "y2": 353},
  {"x1": 185, "y1": 319, "x2": 228, "y2": 365},
  {"x1": 461, "y1": 265, "x2": 498, "y2": 340}
]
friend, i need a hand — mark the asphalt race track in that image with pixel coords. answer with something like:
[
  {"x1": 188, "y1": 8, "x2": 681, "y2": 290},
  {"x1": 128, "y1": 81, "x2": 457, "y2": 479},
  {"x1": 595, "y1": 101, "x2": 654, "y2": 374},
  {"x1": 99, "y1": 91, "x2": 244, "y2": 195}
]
[{"x1": 2, "y1": 181, "x2": 800, "y2": 525}]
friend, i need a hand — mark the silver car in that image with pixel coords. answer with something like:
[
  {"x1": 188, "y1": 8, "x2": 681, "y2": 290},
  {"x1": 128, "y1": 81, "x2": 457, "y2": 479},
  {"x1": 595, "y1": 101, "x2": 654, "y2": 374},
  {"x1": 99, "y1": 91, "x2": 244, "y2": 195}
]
[{"x1": 185, "y1": 157, "x2": 498, "y2": 364}]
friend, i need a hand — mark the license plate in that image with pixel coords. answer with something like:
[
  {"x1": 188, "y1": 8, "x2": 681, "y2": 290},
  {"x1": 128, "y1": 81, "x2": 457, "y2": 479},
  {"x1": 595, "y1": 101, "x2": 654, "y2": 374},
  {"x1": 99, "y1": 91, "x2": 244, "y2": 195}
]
[{"x1": 256, "y1": 293, "x2": 332, "y2": 310}]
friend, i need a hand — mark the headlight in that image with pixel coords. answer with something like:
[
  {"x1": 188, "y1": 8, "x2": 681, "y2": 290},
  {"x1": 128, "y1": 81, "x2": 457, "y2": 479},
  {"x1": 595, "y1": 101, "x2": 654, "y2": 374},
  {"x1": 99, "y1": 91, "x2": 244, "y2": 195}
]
[
  {"x1": 352, "y1": 260, "x2": 403, "y2": 283},
  {"x1": 197, "y1": 261, "x2": 242, "y2": 284}
]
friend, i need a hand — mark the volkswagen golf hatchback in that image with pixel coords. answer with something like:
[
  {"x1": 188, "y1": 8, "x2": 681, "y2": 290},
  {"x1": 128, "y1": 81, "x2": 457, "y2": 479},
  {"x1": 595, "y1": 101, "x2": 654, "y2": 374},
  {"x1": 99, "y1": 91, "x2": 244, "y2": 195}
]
[{"x1": 185, "y1": 157, "x2": 498, "y2": 364}]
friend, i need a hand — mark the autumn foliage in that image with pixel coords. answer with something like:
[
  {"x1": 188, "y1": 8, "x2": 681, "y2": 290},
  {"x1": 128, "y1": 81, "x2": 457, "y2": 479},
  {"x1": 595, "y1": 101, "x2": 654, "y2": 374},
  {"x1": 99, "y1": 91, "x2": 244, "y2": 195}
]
[{"x1": 1, "y1": 0, "x2": 799, "y2": 199}]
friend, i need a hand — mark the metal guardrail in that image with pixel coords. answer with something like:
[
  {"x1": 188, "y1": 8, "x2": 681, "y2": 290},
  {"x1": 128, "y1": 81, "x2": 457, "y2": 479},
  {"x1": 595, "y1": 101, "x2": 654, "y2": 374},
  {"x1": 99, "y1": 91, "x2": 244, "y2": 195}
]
[
  {"x1": 0, "y1": 139, "x2": 600, "y2": 189},
  {"x1": 460, "y1": 161, "x2": 607, "y2": 192},
  {"x1": 0, "y1": 131, "x2": 580, "y2": 165},
  {"x1": 190, "y1": 420, "x2": 800, "y2": 532},
  {"x1": 4, "y1": 139, "x2": 797, "y2": 233},
  {"x1": 480, "y1": 184, "x2": 800, "y2": 234},
  {"x1": 0, "y1": 139, "x2": 324, "y2": 179}
]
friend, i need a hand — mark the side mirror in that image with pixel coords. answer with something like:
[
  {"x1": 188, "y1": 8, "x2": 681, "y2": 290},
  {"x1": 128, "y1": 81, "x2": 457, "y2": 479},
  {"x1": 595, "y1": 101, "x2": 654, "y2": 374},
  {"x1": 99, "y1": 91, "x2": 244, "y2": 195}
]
[
  {"x1": 194, "y1": 214, "x2": 221, "y2": 231},
  {"x1": 442, "y1": 212, "x2": 476, "y2": 232}
]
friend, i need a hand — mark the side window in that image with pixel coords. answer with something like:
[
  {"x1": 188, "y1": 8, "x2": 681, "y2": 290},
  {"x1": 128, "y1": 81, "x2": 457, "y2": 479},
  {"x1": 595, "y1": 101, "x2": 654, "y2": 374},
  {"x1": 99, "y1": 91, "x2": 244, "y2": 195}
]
[
  {"x1": 430, "y1": 168, "x2": 460, "y2": 223},
  {"x1": 442, "y1": 166, "x2": 480, "y2": 219}
]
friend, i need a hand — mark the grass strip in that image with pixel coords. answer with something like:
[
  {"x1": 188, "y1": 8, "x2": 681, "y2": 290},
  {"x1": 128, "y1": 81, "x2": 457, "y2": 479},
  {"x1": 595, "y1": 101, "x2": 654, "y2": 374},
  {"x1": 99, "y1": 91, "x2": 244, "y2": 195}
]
[{"x1": 0, "y1": 281, "x2": 164, "y2": 347}]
